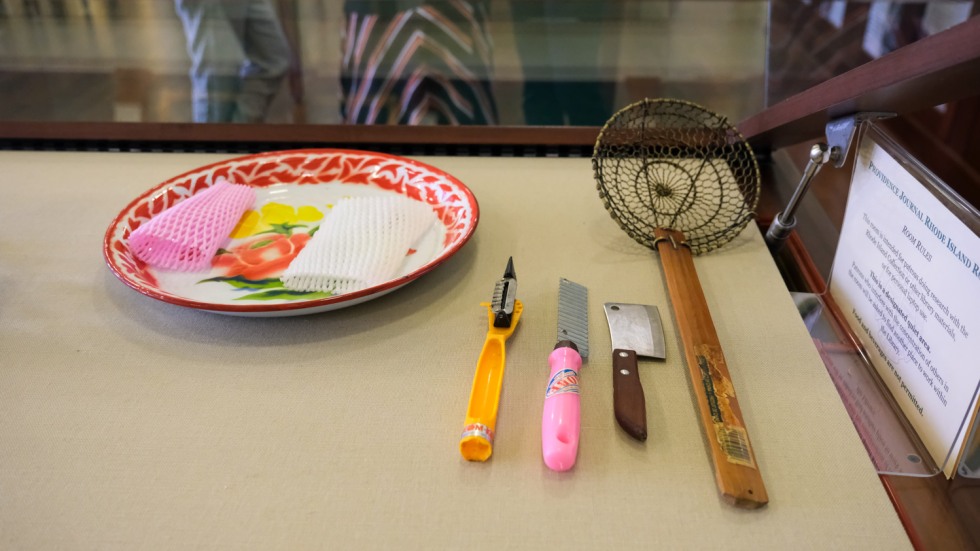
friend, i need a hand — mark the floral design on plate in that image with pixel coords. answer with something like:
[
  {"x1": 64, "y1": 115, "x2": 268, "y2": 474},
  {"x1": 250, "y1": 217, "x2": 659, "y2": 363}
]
[{"x1": 202, "y1": 201, "x2": 327, "y2": 301}]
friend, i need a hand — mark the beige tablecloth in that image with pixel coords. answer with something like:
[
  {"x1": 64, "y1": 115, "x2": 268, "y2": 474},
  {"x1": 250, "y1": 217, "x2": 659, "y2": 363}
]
[{"x1": 0, "y1": 151, "x2": 910, "y2": 549}]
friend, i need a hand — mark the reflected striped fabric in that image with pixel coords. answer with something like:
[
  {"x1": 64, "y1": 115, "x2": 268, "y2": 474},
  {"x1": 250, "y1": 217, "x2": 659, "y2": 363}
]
[{"x1": 341, "y1": 0, "x2": 498, "y2": 125}]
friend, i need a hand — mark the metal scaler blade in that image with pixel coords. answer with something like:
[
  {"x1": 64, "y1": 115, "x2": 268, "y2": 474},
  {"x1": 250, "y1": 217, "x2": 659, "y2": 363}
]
[
  {"x1": 557, "y1": 278, "x2": 589, "y2": 358},
  {"x1": 491, "y1": 257, "x2": 518, "y2": 328}
]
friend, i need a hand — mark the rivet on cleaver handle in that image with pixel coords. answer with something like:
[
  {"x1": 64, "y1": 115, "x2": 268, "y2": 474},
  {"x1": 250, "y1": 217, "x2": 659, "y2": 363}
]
[{"x1": 604, "y1": 303, "x2": 666, "y2": 441}]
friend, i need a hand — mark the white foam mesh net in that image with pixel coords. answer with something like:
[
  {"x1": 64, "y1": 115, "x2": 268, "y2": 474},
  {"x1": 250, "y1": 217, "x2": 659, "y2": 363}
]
[{"x1": 281, "y1": 195, "x2": 438, "y2": 295}]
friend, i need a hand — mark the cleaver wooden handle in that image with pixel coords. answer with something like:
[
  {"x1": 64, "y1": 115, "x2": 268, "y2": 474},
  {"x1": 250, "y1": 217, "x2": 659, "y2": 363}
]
[
  {"x1": 612, "y1": 349, "x2": 647, "y2": 441},
  {"x1": 654, "y1": 228, "x2": 768, "y2": 509}
]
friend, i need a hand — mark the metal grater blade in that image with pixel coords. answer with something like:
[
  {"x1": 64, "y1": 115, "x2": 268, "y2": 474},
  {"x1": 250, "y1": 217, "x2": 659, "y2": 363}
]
[
  {"x1": 490, "y1": 257, "x2": 517, "y2": 328},
  {"x1": 557, "y1": 278, "x2": 589, "y2": 358}
]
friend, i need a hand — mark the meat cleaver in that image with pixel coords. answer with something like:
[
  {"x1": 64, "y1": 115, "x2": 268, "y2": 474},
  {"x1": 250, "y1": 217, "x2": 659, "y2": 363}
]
[{"x1": 603, "y1": 303, "x2": 666, "y2": 441}]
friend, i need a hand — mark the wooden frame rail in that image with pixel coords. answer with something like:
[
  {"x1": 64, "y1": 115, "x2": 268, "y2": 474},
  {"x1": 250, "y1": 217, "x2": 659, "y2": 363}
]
[{"x1": 0, "y1": 122, "x2": 600, "y2": 155}]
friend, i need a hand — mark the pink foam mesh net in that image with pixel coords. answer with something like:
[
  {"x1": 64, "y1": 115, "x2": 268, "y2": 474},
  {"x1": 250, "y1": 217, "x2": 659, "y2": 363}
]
[{"x1": 128, "y1": 178, "x2": 255, "y2": 271}]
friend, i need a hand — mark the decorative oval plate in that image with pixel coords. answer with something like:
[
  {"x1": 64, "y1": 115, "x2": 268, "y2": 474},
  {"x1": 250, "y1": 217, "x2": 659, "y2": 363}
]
[{"x1": 104, "y1": 149, "x2": 478, "y2": 316}]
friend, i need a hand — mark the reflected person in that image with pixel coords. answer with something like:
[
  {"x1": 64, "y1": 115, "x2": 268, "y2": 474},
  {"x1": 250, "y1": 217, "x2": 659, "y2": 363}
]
[
  {"x1": 174, "y1": 0, "x2": 291, "y2": 123},
  {"x1": 340, "y1": 0, "x2": 497, "y2": 125}
]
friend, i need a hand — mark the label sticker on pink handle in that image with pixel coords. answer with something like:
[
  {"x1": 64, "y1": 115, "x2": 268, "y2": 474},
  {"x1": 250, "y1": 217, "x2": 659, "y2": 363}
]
[{"x1": 545, "y1": 368, "x2": 580, "y2": 399}]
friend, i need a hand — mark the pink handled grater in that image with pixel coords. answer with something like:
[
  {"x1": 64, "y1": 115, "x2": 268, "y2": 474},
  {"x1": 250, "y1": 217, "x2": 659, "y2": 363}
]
[{"x1": 542, "y1": 278, "x2": 589, "y2": 471}]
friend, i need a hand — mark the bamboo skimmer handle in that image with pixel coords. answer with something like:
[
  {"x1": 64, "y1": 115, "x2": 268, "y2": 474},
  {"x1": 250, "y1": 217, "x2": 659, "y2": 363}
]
[{"x1": 654, "y1": 228, "x2": 768, "y2": 509}]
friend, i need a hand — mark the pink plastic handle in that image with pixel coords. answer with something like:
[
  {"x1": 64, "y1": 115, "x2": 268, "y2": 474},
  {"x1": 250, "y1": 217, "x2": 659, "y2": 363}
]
[{"x1": 542, "y1": 345, "x2": 582, "y2": 471}]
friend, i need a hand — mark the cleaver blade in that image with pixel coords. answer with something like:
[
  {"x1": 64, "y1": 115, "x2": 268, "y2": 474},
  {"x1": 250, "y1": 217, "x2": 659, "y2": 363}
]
[
  {"x1": 604, "y1": 303, "x2": 665, "y2": 359},
  {"x1": 603, "y1": 303, "x2": 666, "y2": 441}
]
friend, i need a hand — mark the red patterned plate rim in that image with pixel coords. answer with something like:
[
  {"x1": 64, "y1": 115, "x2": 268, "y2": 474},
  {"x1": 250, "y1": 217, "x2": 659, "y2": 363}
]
[{"x1": 103, "y1": 148, "x2": 479, "y2": 316}]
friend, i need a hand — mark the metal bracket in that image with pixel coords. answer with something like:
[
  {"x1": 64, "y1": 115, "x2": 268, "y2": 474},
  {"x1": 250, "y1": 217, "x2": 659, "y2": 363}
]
[
  {"x1": 765, "y1": 112, "x2": 895, "y2": 253},
  {"x1": 825, "y1": 111, "x2": 894, "y2": 168}
]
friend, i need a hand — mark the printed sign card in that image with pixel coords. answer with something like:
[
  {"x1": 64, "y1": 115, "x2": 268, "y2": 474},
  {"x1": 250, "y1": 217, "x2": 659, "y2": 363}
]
[{"x1": 830, "y1": 124, "x2": 980, "y2": 477}]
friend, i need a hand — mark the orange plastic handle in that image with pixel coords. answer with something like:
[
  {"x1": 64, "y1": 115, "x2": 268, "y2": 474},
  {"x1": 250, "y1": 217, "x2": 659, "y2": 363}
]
[{"x1": 460, "y1": 300, "x2": 523, "y2": 461}]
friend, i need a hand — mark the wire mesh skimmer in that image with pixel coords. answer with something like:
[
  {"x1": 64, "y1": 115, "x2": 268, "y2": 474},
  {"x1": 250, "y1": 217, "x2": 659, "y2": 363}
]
[{"x1": 593, "y1": 98, "x2": 768, "y2": 509}]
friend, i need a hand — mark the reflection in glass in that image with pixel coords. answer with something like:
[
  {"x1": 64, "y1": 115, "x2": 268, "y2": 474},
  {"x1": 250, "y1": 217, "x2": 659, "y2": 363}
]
[
  {"x1": 509, "y1": 2, "x2": 620, "y2": 126},
  {"x1": 766, "y1": 1, "x2": 973, "y2": 105},
  {"x1": 0, "y1": 0, "x2": 770, "y2": 126},
  {"x1": 173, "y1": 0, "x2": 291, "y2": 123},
  {"x1": 339, "y1": 1, "x2": 497, "y2": 125}
]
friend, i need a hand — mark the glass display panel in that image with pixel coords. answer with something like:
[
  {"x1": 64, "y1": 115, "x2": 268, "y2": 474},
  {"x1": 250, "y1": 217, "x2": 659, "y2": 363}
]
[
  {"x1": 767, "y1": 0, "x2": 974, "y2": 105},
  {"x1": 0, "y1": 1, "x2": 768, "y2": 126}
]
